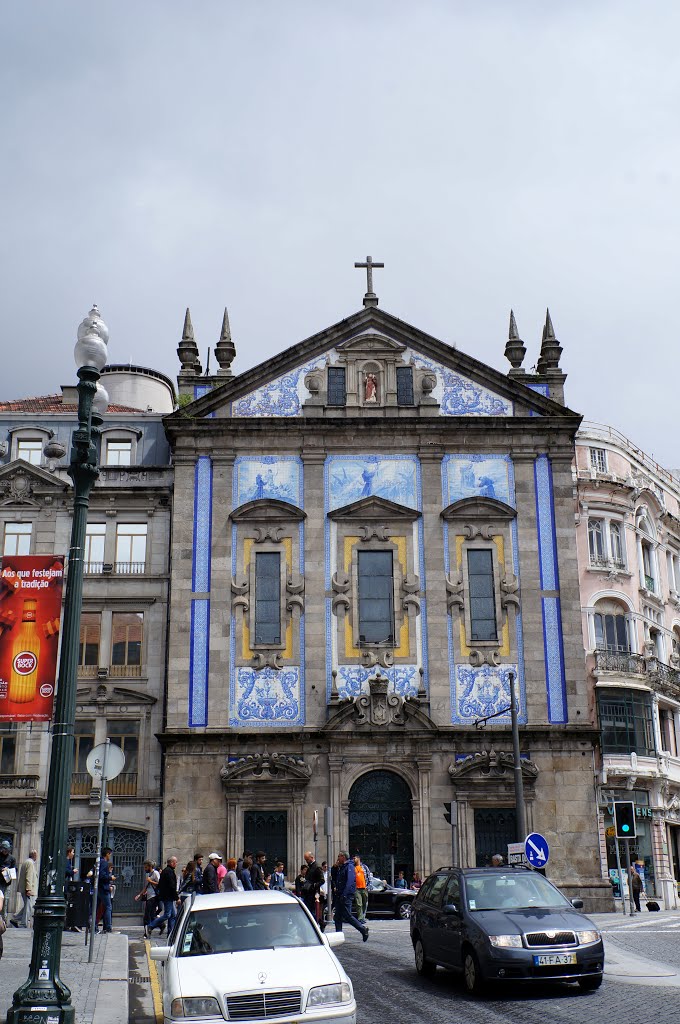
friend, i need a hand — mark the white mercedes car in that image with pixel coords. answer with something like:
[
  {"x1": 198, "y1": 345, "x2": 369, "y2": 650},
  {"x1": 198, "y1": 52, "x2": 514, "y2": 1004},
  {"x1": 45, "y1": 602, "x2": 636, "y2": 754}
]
[{"x1": 150, "y1": 889, "x2": 357, "y2": 1024}]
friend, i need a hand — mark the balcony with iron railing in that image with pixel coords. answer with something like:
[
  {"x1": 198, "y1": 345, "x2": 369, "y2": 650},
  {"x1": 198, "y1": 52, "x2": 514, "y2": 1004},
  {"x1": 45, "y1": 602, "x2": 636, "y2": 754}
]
[
  {"x1": 589, "y1": 555, "x2": 627, "y2": 571},
  {"x1": 71, "y1": 772, "x2": 138, "y2": 797},
  {"x1": 644, "y1": 574, "x2": 656, "y2": 592},
  {"x1": 594, "y1": 649, "x2": 680, "y2": 699}
]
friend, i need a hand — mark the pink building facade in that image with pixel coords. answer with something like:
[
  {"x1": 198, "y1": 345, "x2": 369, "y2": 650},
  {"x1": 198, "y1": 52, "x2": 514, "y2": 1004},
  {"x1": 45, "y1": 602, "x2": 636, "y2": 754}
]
[{"x1": 576, "y1": 422, "x2": 680, "y2": 908}]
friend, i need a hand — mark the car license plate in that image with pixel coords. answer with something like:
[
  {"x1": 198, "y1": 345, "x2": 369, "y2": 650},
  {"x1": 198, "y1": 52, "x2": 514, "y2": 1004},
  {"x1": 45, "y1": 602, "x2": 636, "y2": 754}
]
[{"x1": 533, "y1": 953, "x2": 577, "y2": 966}]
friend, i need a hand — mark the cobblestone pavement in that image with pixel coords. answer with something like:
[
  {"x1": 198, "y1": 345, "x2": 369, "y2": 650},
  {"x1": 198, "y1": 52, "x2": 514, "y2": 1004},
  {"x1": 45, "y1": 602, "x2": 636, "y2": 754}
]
[
  {"x1": 0, "y1": 927, "x2": 106, "y2": 1024},
  {"x1": 333, "y1": 917, "x2": 680, "y2": 1024}
]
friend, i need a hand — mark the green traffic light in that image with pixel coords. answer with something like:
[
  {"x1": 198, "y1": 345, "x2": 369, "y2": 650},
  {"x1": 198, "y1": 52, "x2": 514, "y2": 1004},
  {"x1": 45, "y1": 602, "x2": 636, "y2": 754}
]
[{"x1": 622, "y1": 824, "x2": 630, "y2": 832}]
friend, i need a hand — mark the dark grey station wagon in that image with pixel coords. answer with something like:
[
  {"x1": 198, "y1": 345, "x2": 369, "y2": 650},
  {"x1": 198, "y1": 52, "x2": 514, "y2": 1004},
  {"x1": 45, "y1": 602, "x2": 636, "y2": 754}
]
[{"x1": 410, "y1": 867, "x2": 604, "y2": 994}]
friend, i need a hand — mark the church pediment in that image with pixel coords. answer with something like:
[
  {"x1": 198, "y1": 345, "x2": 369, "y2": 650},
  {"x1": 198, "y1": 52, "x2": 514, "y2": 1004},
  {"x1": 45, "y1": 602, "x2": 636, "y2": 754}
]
[
  {"x1": 0, "y1": 461, "x2": 63, "y2": 506},
  {"x1": 325, "y1": 673, "x2": 438, "y2": 734},
  {"x1": 230, "y1": 499, "x2": 306, "y2": 523},
  {"x1": 335, "y1": 331, "x2": 407, "y2": 355},
  {"x1": 165, "y1": 307, "x2": 578, "y2": 425},
  {"x1": 441, "y1": 497, "x2": 517, "y2": 521},
  {"x1": 328, "y1": 495, "x2": 421, "y2": 522},
  {"x1": 448, "y1": 750, "x2": 538, "y2": 781},
  {"x1": 219, "y1": 750, "x2": 312, "y2": 787}
]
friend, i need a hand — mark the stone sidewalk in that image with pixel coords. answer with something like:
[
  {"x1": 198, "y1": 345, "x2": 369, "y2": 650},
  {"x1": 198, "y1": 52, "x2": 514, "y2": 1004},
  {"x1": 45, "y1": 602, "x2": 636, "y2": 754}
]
[{"x1": 0, "y1": 927, "x2": 128, "y2": 1024}]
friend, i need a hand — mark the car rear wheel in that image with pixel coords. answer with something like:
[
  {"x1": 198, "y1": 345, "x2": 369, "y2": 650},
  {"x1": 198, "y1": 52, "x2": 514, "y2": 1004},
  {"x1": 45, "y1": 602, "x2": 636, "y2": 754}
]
[
  {"x1": 578, "y1": 975, "x2": 603, "y2": 992},
  {"x1": 463, "y1": 949, "x2": 483, "y2": 995},
  {"x1": 414, "y1": 937, "x2": 436, "y2": 977},
  {"x1": 396, "y1": 900, "x2": 412, "y2": 920}
]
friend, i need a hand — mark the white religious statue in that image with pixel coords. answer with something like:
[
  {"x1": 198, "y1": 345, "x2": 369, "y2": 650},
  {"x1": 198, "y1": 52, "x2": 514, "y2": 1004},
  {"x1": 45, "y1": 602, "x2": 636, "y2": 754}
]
[{"x1": 364, "y1": 373, "x2": 378, "y2": 403}]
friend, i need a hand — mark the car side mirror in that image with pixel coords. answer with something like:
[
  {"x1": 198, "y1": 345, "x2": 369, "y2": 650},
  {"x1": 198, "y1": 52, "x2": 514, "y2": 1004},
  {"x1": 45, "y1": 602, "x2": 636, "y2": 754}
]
[
  {"x1": 149, "y1": 945, "x2": 171, "y2": 961},
  {"x1": 326, "y1": 931, "x2": 345, "y2": 947},
  {"x1": 443, "y1": 903, "x2": 460, "y2": 916},
  {"x1": 570, "y1": 898, "x2": 584, "y2": 910}
]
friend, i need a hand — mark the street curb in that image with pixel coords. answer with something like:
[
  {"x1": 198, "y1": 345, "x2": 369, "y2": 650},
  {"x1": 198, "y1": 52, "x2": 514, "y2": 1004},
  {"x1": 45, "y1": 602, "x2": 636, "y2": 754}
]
[{"x1": 93, "y1": 933, "x2": 129, "y2": 1024}]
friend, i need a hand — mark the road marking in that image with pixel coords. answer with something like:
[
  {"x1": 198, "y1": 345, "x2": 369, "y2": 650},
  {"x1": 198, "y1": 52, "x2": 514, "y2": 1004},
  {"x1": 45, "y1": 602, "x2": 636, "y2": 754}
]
[{"x1": 146, "y1": 938, "x2": 164, "y2": 1023}]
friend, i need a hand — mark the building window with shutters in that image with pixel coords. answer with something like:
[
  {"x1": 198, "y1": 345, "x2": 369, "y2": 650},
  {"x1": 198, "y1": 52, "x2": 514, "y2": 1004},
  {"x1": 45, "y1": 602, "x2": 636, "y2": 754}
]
[
  {"x1": 78, "y1": 613, "x2": 101, "y2": 677},
  {"x1": 396, "y1": 367, "x2": 414, "y2": 406},
  {"x1": 111, "y1": 612, "x2": 143, "y2": 677},
  {"x1": 358, "y1": 550, "x2": 395, "y2": 645},
  {"x1": 327, "y1": 367, "x2": 347, "y2": 407},
  {"x1": 71, "y1": 720, "x2": 96, "y2": 795},
  {"x1": 107, "y1": 720, "x2": 139, "y2": 795},
  {"x1": 254, "y1": 552, "x2": 281, "y2": 645}
]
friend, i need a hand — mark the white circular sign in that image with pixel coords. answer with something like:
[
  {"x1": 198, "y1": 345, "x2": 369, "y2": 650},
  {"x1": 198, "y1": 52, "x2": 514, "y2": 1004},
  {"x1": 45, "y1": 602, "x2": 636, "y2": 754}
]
[{"x1": 86, "y1": 742, "x2": 125, "y2": 781}]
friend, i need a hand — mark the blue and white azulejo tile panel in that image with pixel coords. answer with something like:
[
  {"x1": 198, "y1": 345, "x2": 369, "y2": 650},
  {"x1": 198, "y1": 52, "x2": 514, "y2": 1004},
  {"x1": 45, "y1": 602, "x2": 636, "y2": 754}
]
[
  {"x1": 442, "y1": 453, "x2": 515, "y2": 507},
  {"x1": 534, "y1": 454, "x2": 567, "y2": 723},
  {"x1": 327, "y1": 454, "x2": 420, "y2": 511},
  {"x1": 230, "y1": 666, "x2": 303, "y2": 727},
  {"x1": 232, "y1": 356, "x2": 326, "y2": 417},
  {"x1": 233, "y1": 456, "x2": 303, "y2": 508},
  {"x1": 192, "y1": 456, "x2": 213, "y2": 593},
  {"x1": 453, "y1": 663, "x2": 519, "y2": 723},
  {"x1": 335, "y1": 665, "x2": 420, "y2": 701},
  {"x1": 406, "y1": 350, "x2": 513, "y2": 416},
  {"x1": 189, "y1": 598, "x2": 210, "y2": 728}
]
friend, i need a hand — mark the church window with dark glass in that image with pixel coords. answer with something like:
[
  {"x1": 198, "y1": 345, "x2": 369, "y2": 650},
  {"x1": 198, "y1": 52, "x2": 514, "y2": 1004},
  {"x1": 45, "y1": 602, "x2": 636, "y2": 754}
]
[
  {"x1": 327, "y1": 367, "x2": 347, "y2": 407},
  {"x1": 396, "y1": 367, "x2": 414, "y2": 406},
  {"x1": 255, "y1": 552, "x2": 281, "y2": 644},
  {"x1": 358, "y1": 550, "x2": 394, "y2": 645},
  {"x1": 467, "y1": 549, "x2": 497, "y2": 641}
]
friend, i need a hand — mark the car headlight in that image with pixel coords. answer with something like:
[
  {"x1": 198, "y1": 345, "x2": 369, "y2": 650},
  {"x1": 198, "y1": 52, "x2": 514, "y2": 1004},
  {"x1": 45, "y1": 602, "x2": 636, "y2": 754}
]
[
  {"x1": 488, "y1": 934, "x2": 523, "y2": 948},
  {"x1": 307, "y1": 982, "x2": 352, "y2": 1007},
  {"x1": 576, "y1": 930, "x2": 601, "y2": 945},
  {"x1": 170, "y1": 996, "x2": 221, "y2": 1018}
]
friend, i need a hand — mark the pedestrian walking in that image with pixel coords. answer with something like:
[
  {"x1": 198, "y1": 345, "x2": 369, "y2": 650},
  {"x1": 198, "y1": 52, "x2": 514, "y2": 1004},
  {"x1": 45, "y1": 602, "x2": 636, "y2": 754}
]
[
  {"x1": 236, "y1": 850, "x2": 252, "y2": 883},
  {"x1": 222, "y1": 858, "x2": 240, "y2": 892},
  {"x1": 193, "y1": 853, "x2": 204, "y2": 892},
  {"x1": 302, "y1": 852, "x2": 325, "y2": 927},
  {"x1": 334, "y1": 851, "x2": 368, "y2": 942},
  {"x1": 0, "y1": 840, "x2": 17, "y2": 920},
  {"x1": 201, "y1": 853, "x2": 222, "y2": 894},
  {"x1": 250, "y1": 851, "x2": 267, "y2": 890},
  {"x1": 353, "y1": 855, "x2": 368, "y2": 923},
  {"x1": 491, "y1": 854, "x2": 504, "y2": 867},
  {"x1": 97, "y1": 847, "x2": 116, "y2": 933},
  {"x1": 630, "y1": 867, "x2": 642, "y2": 912},
  {"x1": 135, "y1": 860, "x2": 160, "y2": 930},
  {"x1": 394, "y1": 870, "x2": 407, "y2": 889},
  {"x1": 146, "y1": 856, "x2": 179, "y2": 937},
  {"x1": 294, "y1": 864, "x2": 308, "y2": 896},
  {"x1": 0, "y1": 889, "x2": 5, "y2": 960},
  {"x1": 179, "y1": 859, "x2": 197, "y2": 900},
  {"x1": 216, "y1": 858, "x2": 228, "y2": 891},
  {"x1": 9, "y1": 849, "x2": 38, "y2": 928},
  {"x1": 241, "y1": 856, "x2": 254, "y2": 891},
  {"x1": 271, "y1": 862, "x2": 286, "y2": 891}
]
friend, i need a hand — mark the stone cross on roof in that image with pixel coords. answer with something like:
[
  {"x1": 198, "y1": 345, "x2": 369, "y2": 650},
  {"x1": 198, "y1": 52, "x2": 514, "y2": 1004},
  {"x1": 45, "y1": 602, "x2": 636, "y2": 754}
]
[{"x1": 354, "y1": 256, "x2": 384, "y2": 307}]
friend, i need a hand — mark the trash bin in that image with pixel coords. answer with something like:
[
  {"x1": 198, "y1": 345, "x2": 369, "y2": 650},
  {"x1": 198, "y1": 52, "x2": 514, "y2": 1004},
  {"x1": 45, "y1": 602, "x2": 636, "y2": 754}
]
[{"x1": 65, "y1": 881, "x2": 91, "y2": 930}]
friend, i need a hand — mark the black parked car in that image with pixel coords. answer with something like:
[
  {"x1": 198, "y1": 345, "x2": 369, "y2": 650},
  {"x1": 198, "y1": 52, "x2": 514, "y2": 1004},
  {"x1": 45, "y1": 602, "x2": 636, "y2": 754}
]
[
  {"x1": 367, "y1": 880, "x2": 416, "y2": 919},
  {"x1": 410, "y1": 867, "x2": 604, "y2": 994}
]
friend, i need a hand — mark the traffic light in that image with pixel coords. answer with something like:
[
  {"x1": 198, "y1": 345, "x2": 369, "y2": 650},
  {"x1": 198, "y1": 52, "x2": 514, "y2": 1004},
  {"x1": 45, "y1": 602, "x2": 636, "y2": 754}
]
[
  {"x1": 614, "y1": 801, "x2": 636, "y2": 839},
  {"x1": 444, "y1": 802, "x2": 452, "y2": 825}
]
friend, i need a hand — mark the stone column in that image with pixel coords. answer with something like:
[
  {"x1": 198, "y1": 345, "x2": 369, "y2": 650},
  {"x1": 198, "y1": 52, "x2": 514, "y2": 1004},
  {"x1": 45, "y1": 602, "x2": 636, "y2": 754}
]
[
  {"x1": 210, "y1": 455, "x2": 234, "y2": 729},
  {"x1": 418, "y1": 449, "x2": 446, "y2": 721}
]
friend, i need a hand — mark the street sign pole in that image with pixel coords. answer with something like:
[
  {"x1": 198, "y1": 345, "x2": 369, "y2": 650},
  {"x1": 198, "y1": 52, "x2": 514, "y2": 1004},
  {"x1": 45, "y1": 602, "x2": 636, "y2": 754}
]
[
  {"x1": 622, "y1": 837, "x2": 635, "y2": 917},
  {"x1": 88, "y1": 740, "x2": 109, "y2": 962},
  {"x1": 324, "y1": 806, "x2": 333, "y2": 927},
  {"x1": 613, "y1": 836, "x2": 626, "y2": 916}
]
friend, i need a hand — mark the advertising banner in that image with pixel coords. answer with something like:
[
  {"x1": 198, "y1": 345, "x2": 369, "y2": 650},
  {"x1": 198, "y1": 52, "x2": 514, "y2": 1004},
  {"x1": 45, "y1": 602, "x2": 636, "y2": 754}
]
[{"x1": 0, "y1": 555, "x2": 64, "y2": 721}]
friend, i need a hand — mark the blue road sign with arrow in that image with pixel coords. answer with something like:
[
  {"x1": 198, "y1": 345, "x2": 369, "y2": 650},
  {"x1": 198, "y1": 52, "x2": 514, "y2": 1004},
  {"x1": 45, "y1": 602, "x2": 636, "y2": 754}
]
[{"x1": 524, "y1": 832, "x2": 550, "y2": 868}]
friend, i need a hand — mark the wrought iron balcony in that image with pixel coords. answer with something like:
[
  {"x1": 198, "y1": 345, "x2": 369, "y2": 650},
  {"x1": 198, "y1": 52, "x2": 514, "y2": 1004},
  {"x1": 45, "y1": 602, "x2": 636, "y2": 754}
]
[
  {"x1": 644, "y1": 574, "x2": 656, "y2": 592},
  {"x1": 595, "y1": 650, "x2": 646, "y2": 676}
]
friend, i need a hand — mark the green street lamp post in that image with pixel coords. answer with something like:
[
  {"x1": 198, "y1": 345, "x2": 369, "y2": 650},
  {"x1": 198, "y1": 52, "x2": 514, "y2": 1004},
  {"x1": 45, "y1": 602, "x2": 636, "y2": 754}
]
[{"x1": 7, "y1": 306, "x2": 109, "y2": 1024}]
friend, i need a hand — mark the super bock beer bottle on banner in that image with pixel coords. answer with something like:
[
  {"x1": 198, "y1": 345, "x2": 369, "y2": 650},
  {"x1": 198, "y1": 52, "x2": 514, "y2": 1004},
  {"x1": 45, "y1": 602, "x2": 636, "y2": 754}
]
[
  {"x1": 9, "y1": 598, "x2": 40, "y2": 703},
  {"x1": 0, "y1": 555, "x2": 64, "y2": 721}
]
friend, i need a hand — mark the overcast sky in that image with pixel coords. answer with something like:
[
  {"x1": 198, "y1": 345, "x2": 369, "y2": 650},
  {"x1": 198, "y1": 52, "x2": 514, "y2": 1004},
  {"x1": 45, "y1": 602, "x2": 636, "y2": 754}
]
[{"x1": 2, "y1": 2, "x2": 679, "y2": 465}]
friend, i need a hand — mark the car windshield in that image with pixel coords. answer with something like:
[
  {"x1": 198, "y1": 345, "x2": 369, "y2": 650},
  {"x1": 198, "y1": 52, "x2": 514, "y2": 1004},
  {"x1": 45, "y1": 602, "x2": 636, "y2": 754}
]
[
  {"x1": 464, "y1": 873, "x2": 571, "y2": 912},
  {"x1": 178, "y1": 904, "x2": 322, "y2": 956}
]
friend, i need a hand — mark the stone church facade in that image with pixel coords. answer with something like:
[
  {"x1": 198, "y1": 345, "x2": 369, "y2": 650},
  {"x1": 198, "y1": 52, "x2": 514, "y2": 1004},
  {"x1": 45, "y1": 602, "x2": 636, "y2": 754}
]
[{"x1": 161, "y1": 295, "x2": 611, "y2": 909}]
